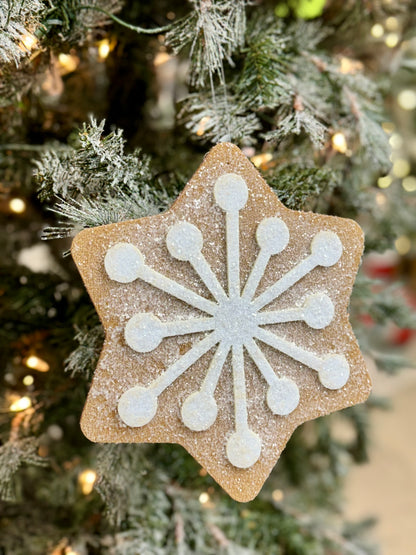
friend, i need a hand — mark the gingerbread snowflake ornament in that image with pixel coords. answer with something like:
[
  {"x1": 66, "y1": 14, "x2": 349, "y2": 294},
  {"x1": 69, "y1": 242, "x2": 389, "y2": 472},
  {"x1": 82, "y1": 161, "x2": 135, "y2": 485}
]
[{"x1": 72, "y1": 143, "x2": 371, "y2": 502}]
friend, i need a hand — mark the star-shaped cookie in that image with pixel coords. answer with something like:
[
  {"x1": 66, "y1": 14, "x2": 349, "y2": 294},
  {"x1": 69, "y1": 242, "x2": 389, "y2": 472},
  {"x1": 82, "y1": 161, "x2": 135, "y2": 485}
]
[{"x1": 72, "y1": 143, "x2": 371, "y2": 502}]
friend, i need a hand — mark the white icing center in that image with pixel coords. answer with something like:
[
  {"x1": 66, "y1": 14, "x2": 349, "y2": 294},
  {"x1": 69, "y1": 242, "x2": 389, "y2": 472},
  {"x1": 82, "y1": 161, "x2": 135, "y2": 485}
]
[{"x1": 105, "y1": 172, "x2": 349, "y2": 469}]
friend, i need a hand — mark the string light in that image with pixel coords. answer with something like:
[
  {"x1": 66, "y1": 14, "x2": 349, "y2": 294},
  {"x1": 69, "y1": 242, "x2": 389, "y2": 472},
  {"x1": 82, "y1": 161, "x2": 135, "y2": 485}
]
[
  {"x1": 58, "y1": 53, "x2": 79, "y2": 74},
  {"x1": 389, "y1": 133, "x2": 403, "y2": 149},
  {"x1": 196, "y1": 116, "x2": 211, "y2": 136},
  {"x1": 78, "y1": 469, "x2": 97, "y2": 495},
  {"x1": 199, "y1": 468, "x2": 207, "y2": 476},
  {"x1": 20, "y1": 34, "x2": 37, "y2": 52},
  {"x1": 392, "y1": 159, "x2": 410, "y2": 178},
  {"x1": 338, "y1": 57, "x2": 363, "y2": 74},
  {"x1": 23, "y1": 375, "x2": 34, "y2": 386},
  {"x1": 385, "y1": 33, "x2": 399, "y2": 48},
  {"x1": 65, "y1": 548, "x2": 80, "y2": 555},
  {"x1": 272, "y1": 489, "x2": 284, "y2": 502},
  {"x1": 24, "y1": 355, "x2": 50, "y2": 372},
  {"x1": 98, "y1": 39, "x2": 111, "y2": 60},
  {"x1": 10, "y1": 396, "x2": 32, "y2": 412},
  {"x1": 382, "y1": 122, "x2": 395, "y2": 134},
  {"x1": 377, "y1": 175, "x2": 392, "y2": 189},
  {"x1": 397, "y1": 90, "x2": 416, "y2": 111},
  {"x1": 385, "y1": 16, "x2": 399, "y2": 31},
  {"x1": 251, "y1": 153, "x2": 273, "y2": 168},
  {"x1": 198, "y1": 492, "x2": 210, "y2": 504},
  {"x1": 375, "y1": 192, "x2": 387, "y2": 206},
  {"x1": 394, "y1": 235, "x2": 411, "y2": 255},
  {"x1": 402, "y1": 176, "x2": 416, "y2": 192},
  {"x1": 371, "y1": 24, "x2": 384, "y2": 38},
  {"x1": 154, "y1": 52, "x2": 171, "y2": 66},
  {"x1": 9, "y1": 198, "x2": 26, "y2": 214},
  {"x1": 331, "y1": 132, "x2": 348, "y2": 154}
]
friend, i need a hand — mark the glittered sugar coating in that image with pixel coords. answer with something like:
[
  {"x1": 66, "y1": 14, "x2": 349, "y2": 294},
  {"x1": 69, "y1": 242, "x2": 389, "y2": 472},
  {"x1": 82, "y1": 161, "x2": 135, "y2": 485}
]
[{"x1": 71, "y1": 143, "x2": 371, "y2": 502}]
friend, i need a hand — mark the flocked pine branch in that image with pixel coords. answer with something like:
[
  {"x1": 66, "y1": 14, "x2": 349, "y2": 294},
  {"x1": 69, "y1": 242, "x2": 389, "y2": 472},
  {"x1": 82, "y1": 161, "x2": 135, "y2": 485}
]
[
  {"x1": 35, "y1": 119, "x2": 176, "y2": 240},
  {"x1": 0, "y1": 438, "x2": 48, "y2": 502},
  {"x1": 165, "y1": 0, "x2": 247, "y2": 87},
  {"x1": 0, "y1": 0, "x2": 43, "y2": 65}
]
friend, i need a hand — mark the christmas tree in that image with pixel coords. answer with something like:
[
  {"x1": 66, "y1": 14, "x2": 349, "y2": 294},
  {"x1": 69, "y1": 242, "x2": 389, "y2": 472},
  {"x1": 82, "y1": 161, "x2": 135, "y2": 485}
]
[{"x1": 1, "y1": 1, "x2": 416, "y2": 553}]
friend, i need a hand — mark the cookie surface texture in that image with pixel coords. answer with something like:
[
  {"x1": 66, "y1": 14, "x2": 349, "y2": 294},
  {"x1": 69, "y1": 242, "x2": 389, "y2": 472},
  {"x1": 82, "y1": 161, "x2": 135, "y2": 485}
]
[{"x1": 72, "y1": 143, "x2": 371, "y2": 502}]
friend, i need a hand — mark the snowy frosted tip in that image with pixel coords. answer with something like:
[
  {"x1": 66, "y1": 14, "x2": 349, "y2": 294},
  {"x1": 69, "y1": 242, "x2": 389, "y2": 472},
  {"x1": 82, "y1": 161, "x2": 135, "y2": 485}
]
[
  {"x1": 256, "y1": 217, "x2": 289, "y2": 255},
  {"x1": 104, "y1": 242, "x2": 144, "y2": 283},
  {"x1": 303, "y1": 293, "x2": 334, "y2": 329},
  {"x1": 125, "y1": 313, "x2": 164, "y2": 353},
  {"x1": 226, "y1": 429, "x2": 262, "y2": 468},
  {"x1": 167, "y1": 221, "x2": 203, "y2": 261},
  {"x1": 311, "y1": 231, "x2": 343, "y2": 267},
  {"x1": 181, "y1": 391, "x2": 217, "y2": 431},
  {"x1": 118, "y1": 386, "x2": 157, "y2": 427},
  {"x1": 214, "y1": 173, "x2": 248, "y2": 211},
  {"x1": 267, "y1": 377, "x2": 299, "y2": 416},
  {"x1": 318, "y1": 355, "x2": 350, "y2": 389}
]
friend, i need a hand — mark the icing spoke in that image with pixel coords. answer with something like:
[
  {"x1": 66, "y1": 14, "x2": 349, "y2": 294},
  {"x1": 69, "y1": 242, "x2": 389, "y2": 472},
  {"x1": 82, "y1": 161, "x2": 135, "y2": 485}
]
[
  {"x1": 167, "y1": 221, "x2": 227, "y2": 303},
  {"x1": 181, "y1": 341, "x2": 230, "y2": 432},
  {"x1": 124, "y1": 313, "x2": 215, "y2": 353},
  {"x1": 214, "y1": 173, "x2": 248, "y2": 299},
  {"x1": 255, "y1": 328, "x2": 349, "y2": 390},
  {"x1": 243, "y1": 217, "x2": 289, "y2": 300},
  {"x1": 244, "y1": 338, "x2": 299, "y2": 416},
  {"x1": 256, "y1": 293, "x2": 334, "y2": 329},
  {"x1": 151, "y1": 332, "x2": 219, "y2": 396},
  {"x1": 252, "y1": 231, "x2": 342, "y2": 311},
  {"x1": 105, "y1": 242, "x2": 217, "y2": 314}
]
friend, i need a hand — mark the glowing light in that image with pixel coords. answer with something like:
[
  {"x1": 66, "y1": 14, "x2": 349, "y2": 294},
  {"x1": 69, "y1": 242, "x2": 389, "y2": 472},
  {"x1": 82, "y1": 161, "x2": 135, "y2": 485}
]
[
  {"x1": 65, "y1": 548, "x2": 80, "y2": 555},
  {"x1": 20, "y1": 34, "x2": 37, "y2": 51},
  {"x1": 331, "y1": 132, "x2": 348, "y2": 154},
  {"x1": 392, "y1": 159, "x2": 410, "y2": 178},
  {"x1": 382, "y1": 122, "x2": 395, "y2": 134},
  {"x1": 394, "y1": 235, "x2": 411, "y2": 255},
  {"x1": 251, "y1": 153, "x2": 273, "y2": 168},
  {"x1": 196, "y1": 116, "x2": 211, "y2": 137},
  {"x1": 199, "y1": 492, "x2": 210, "y2": 504},
  {"x1": 339, "y1": 57, "x2": 363, "y2": 74},
  {"x1": 397, "y1": 90, "x2": 416, "y2": 111},
  {"x1": 272, "y1": 489, "x2": 284, "y2": 502},
  {"x1": 10, "y1": 396, "x2": 32, "y2": 412},
  {"x1": 58, "y1": 53, "x2": 79, "y2": 74},
  {"x1": 371, "y1": 24, "x2": 384, "y2": 38},
  {"x1": 402, "y1": 176, "x2": 416, "y2": 192},
  {"x1": 385, "y1": 33, "x2": 399, "y2": 48},
  {"x1": 23, "y1": 375, "x2": 34, "y2": 386},
  {"x1": 78, "y1": 469, "x2": 97, "y2": 495},
  {"x1": 377, "y1": 175, "x2": 392, "y2": 189},
  {"x1": 389, "y1": 133, "x2": 403, "y2": 149},
  {"x1": 375, "y1": 192, "x2": 387, "y2": 206},
  {"x1": 385, "y1": 16, "x2": 399, "y2": 31},
  {"x1": 199, "y1": 468, "x2": 207, "y2": 476},
  {"x1": 25, "y1": 355, "x2": 50, "y2": 372},
  {"x1": 98, "y1": 39, "x2": 111, "y2": 59},
  {"x1": 9, "y1": 198, "x2": 26, "y2": 214},
  {"x1": 154, "y1": 52, "x2": 171, "y2": 66}
]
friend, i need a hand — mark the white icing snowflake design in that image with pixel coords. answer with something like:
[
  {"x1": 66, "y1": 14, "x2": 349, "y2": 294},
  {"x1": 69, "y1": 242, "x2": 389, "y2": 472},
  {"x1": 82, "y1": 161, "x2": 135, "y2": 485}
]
[{"x1": 104, "y1": 173, "x2": 350, "y2": 469}]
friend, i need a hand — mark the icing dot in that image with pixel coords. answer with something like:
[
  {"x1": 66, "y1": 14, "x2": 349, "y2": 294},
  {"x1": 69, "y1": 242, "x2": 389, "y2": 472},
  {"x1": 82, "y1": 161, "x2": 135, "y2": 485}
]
[
  {"x1": 318, "y1": 355, "x2": 350, "y2": 389},
  {"x1": 118, "y1": 386, "x2": 157, "y2": 427},
  {"x1": 181, "y1": 391, "x2": 218, "y2": 431},
  {"x1": 256, "y1": 217, "x2": 289, "y2": 255},
  {"x1": 104, "y1": 243, "x2": 144, "y2": 283},
  {"x1": 167, "y1": 221, "x2": 203, "y2": 261},
  {"x1": 226, "y1": 429, "x2": 262, "y2": 468},
  {"x1": 267, "y1": 378, "x2": 299, "y2": 416},
  {"x1": 303, "y1": 293, "x2": 334, "y2": 329},
  {"x1": 125, "y1": 313, "x2": 164, "y2": 353},
  {"x1": 214, "y1": 173, "x2": 248, "y2": 211},
  {"x1": 311, "y1": 231, "x2": 343, "y2": 267}
]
